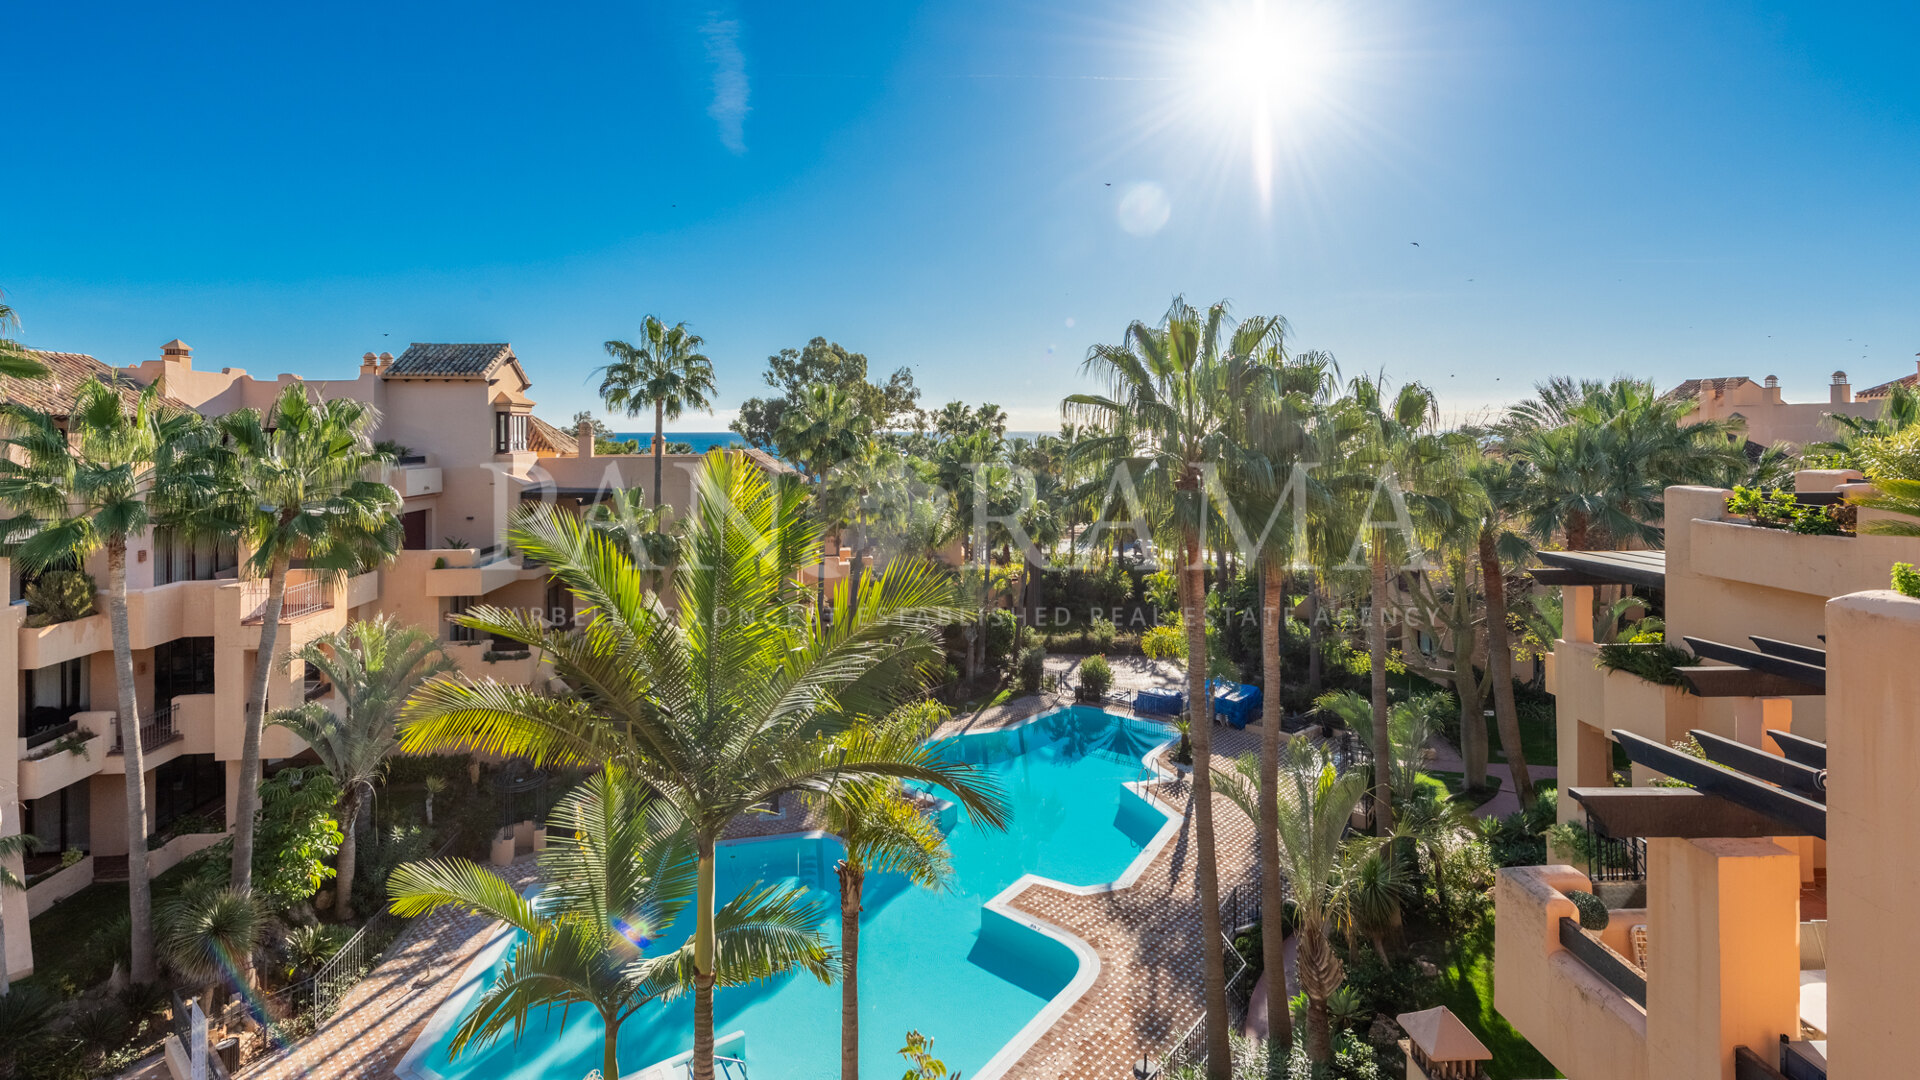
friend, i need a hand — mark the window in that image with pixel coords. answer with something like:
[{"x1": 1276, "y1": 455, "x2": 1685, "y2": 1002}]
[
  {"x1": 22, "y1": 657, "x2": 88, "y2": 733},
  {"x1": 495, "y1": 411, "x2": 529, "y2": 453},
  {"x1": 154, "y1": 637, "x2": 217, "y2": 706},
  {"x1": 153, "y1": 527, "x2": 238, "y2": 585},
  {"x1": 448, "y1": 595, "x2": 479, "y2": 641}
]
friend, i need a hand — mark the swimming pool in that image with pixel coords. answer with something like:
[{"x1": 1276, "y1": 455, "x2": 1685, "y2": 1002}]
[{"x1": 398, "y1": 705, "x2": 1177, "y2": 1080}]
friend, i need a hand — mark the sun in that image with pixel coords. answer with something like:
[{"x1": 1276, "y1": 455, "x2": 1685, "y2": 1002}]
[{"x1": 1197, "y1": 2, "x2": 1339, "y2": 121}]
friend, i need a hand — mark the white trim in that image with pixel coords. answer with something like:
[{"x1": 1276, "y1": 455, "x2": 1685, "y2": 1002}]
[{"x1": 397, "y1": 704, "x2": 1180, "y2": 1080}]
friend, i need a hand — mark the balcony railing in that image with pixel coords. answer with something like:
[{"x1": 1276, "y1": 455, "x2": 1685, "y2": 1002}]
[
  {"x1": 1558, "y1": 916, "x2": 1646, "y2": 1006},
  {"x1": 109, "y1": 705, "x2": 180, "y2": 756},
  {"x1": 241, "y1": 576, "x2": 330, "y2": 624}
]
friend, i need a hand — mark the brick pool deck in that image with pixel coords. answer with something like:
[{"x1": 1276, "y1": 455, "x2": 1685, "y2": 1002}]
[{"x1": 244, "y1": 693, "x2": 1267, "y2": 1080}]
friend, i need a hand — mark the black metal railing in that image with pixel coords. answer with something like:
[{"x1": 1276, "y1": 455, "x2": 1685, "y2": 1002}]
[
  {"x1": 1559, "y1": 916, "x2": 1646, "y2": 1007},
  {"x1": 1734, "y1": 1045, "x2": 1791, "y2": 1080},
  {"x1": 1587, "y1": 830, "x2": 1648, "y2": 884},
  {"x1": 24, "y1": 719, "x2": 79, "y2": 750},
  {"x1": 109, "y1": 705, "x2": 178, "y2": 755}
]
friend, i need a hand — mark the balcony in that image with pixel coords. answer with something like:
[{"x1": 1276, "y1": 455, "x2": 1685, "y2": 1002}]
[
  {"x1": 17, "y1": 721, "x2": 106, "y2": 800},
  {"x1": 1493, "y1": 865, "x2": 1647, "y2": 1080},
  {"x1": 424, "y1": 546, "x2": 528, "y2": 596},
  {"x1": 106, "y1": 704, "x2": 183, "y2": 759},
  {"x1": 240, "y1": 574, "x2": 332, "y2": 624}
]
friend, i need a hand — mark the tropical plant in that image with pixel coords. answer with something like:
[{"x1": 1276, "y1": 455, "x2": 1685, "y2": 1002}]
[
  {"x1": 0, "y1": 377, "x2": 200, "y2": 982},
  {"x1": 397, "y1": 453, "x2": 1008, "y2": 1080},
  {"x1": 246, "y1": 766, "x2": 345, "y2": 910},
  {"x1": 898, "y1": 1031, "x2": 958, "y2": 1080},
  {"x1": 599, "y1": 316, "x2": 719, "y2": 507},
  {"x1": 1016, "y1": 644, "x2": 1047, "y2": 694},
  {"x1": 1333, "y1": 846, "x2": 1413, "y2": 964},
  {"x1": 390, "y1": 770, "x2": 834, "y2": 1080},
  {"x1": 1852, "y1": 475, "x2": 1920, "y2": 538},
  {"x1": 1066, "y1": 298, "x2": 1284, "y2": 1078},
  {"x1": 0, "y1": 833, "x2": 33, "y2": 995},
  {"x1": 186, "y1": 383, "x2": 401, "y2": 898},
  {"x1": 1811, "y1": 383, "x2": 1920, "y2": 467},
  {"x1": 269, "y1": 617, "x2": 454, "y2": 918},
  {"x1": 817, "y1": 713, "x2": 955, "y2": 1080},
  {"x1": 1504, "y1": 376, "x2": 1745, "y2": 551},
  {"x1": 158, "y1": 880, "x2": 265, "y2": 1004},
  {"x1": 423, "y1": 775, "x2": 449, "y2": 826},
  {"x1": 0, "y1": 983, "x2": 59, "y2": 1075},
  {"x1": 1215, "y1": 741, "x2": 1370, "y2": 1069},
  {"x1": 283, "y1": 923, "x2": 351, "y2": 978}
]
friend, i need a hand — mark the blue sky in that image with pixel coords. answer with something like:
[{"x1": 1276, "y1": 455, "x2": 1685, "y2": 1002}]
[{"x1": 6, "y1": 1, "x2": 1920, "y2": 430}]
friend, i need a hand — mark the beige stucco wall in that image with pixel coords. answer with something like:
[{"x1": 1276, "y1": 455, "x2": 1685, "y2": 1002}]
[
  {"x1": 1493, "y1": 864, "x2": 1650, "y2": 1080},
  {"x1": 1682, "y1": 377, "x2": 1881, "y2": 448},
  {"x1": 1824, "y1": 590, "x2": 1920, "y2": 1079}
]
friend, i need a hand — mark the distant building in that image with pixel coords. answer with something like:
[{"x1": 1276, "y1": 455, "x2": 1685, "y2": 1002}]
[{"x1": 1663, "y1": 370, "x2": 1882, "y2": 449}]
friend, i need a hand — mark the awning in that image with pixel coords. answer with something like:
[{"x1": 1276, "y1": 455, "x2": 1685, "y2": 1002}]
[{"x1": 1529, "y1": 549, "x2": 1666, "y2": 590}]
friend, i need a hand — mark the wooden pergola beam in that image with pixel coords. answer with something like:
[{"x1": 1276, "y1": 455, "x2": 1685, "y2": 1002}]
[
  {"x1": 1690, "y1": 730, "x2": 1826, "y2": 801},
  {"x1": 1766, "y1": 728, "x2": 1828, "y2": 770},
  {"x1": 1567, "y1": 787, "x2": 1815, "y2": 839},
  {"x1": 1677, "y1": 665, "x2": 1825, "y2": 698},
  {"x1": 1682, "y1": 636, "x2": 1826, "y2": 691},
  {"x1": 1612, "y1": 729, "x2": 1827, "y2": 839}
]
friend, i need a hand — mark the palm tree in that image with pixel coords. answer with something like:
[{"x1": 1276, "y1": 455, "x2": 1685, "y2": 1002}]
[
  {"x1": 1504, "y1": 376, "x2": 1744, "y2": 551},
  {"x1": 192, "y1": 384, "x2": 401, "y2": 898},
  {"x1": 1468, "y1": 454, "x2": 1536, "y2": 807},
  {"x1": 0, "y1": 298, "x2": 50, "y2": 381},
  {"x1": 816, "y1": 748, "x2": 953, "y2": 1080},
  {"x1": 1811, "y1": 382, "x2": 1920, "y2": 465},
  {"x1": 268, "y1": 617, "x2": 455, "y2": 919},
  {"x1": 1229, "y1": 341, "x2": 1335, "y2": 1067},
  {"x1": 1217, "y1": 741, "x2": 1369, "y2": 1069},
  {"x1": 389, "y1": 770, "x2": 834, "y2": 1080},
  {"x1": 1334, "y1": 377, "x2": 1454, "y2": 834},
  {"x1": 0, "y1": 377, "x2": 199, "y2": 982},
  {"x1": 0, "y1": 832, "x2": 34, "y2": 995},
  {"x1": 599, "y1": 316, "x2": 719, "y2": 508},
  {"x1": 157, "y1": 882, "x2": 264, "y2": 1006},
  {"x1": 1065, "y1": 297, "x2": 1281, "y2": 1079},
  {"x1": 584, "y1": 484, "x2": 680, "y2": 592},
  {"x1": 398, "y1": 453, "x2": 1009, "y2": 1080}
]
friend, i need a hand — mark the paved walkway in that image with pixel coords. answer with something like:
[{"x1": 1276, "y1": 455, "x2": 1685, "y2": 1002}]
[{"x1": 1421, "y1": 737, "x2": 1558, "y2": 819}]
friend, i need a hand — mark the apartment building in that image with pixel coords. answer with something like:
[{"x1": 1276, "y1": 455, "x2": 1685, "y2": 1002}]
[
  {"x1": 1, "y1": 340, "x2": 788, "y2": 981},
  {"x1": 1494, "y1": 472, "x2": 1920, "y2": 1079},
  {"x1": 1664, "y1": 371, "x2": 1886, "y2": 449}
]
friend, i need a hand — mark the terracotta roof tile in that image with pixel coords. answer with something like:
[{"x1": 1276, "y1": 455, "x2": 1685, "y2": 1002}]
[
  {"x1": 6, "y1": 350, "x2": 182, "y2": 414},
  {"x1": 528, "y1": 415, "x2": 578, "y2": 455},
  {"x1": 383, "y1": 342, "x2": 514, "y2": 379},
  {"x1": 1856, "y1": 372, "x2": 1920, "y2": 399},
  {"x1": 1662, "y1": 376, "x2": 1753, "y2": 402}
]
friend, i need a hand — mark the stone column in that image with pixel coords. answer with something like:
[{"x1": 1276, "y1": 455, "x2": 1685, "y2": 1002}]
[{"x1": 1644, "y1": 837, "x2": 1800, "y2": 1080}]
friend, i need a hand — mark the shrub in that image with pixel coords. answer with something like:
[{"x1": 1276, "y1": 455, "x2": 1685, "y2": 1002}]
[
  {"x1": 1087, "y1": 616, "x2": 1118, "y2": 653},
  {"x1": 1596, "y1": 641, "x2": 1697, "y2": 687},
  {"x1": 23, "y1": 569, "x2": 97, "y2": 628},
  {"x1": 1170, "y1": 718, "x2": 1194, "y2": 765},
  {"x1": 1143, "y1": 569, "x2": 1179, "y2": 612},
  {"x1": 1016, "y1": 645, "x2": 1047, "y2": 694},
  {"x1": 1077, "y1": 654, "x2": 1114, "y2": 700},
  {"x1": 284, "y1": 923, "x2": 352, "y2": 978},
  {"x1": 1140, "y1": 622, "x2": 1185, "y2": 662},
  {"x1": 1566, "y1": 888, "x2": 1610, "y2": 931},
  {"x1": 984, "y1": 609, "x2": 1018, "y2": 668},
  {"x1": 1894, "y1": 562, "x2": 1920, "y2": 599}
]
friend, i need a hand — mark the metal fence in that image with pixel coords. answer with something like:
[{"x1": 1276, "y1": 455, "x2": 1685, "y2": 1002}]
[{"x1": 110, "y1": 705, "x2": 177, "y2": 755}]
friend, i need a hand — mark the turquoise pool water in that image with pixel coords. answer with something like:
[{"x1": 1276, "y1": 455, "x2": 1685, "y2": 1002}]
[{"x1": 403, "y1": 706, "x2": 1172, "y2": 1080}]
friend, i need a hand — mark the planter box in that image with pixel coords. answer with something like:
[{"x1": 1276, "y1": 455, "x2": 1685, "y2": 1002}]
[
  {"x1": 17, "y1": 731, "x2": 105, "y2": 801},
  {"x1": 148, "y1": 831, "x2": 226, "y2": 878},
  {"x1": 27, "y1": 855, "x2": 94, "y2": 918}
]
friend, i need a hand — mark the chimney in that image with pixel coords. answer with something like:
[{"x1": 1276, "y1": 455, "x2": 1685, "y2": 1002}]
[
  {"x1": 161, "y1": 339, "x2": 192, "y2": 365},
  {"x1": 360, "y1": 351, "x2": 379, "y2": 374},
  {"x1": 378, "y1": 351, "x2": 393, "y2": 373},
  {"x1": 1832, "y1": 370, "x2": 1852, "y2": 405},
  {"x1": 577, "y1": 419, "x2": 595, "y2": 458},
  {"x1": 1764, "y1": 374, "x2": 1781, "y2": 403}
]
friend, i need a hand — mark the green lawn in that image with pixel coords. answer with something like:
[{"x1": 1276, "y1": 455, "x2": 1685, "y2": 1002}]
[
  {"x1": 1430, "y1": 923, "x2": 1561, "y2": 1079},
  {"x1": 1485, "y1": 706, "x2": 1557, "y2": 769},
  {"x1": 24, "y1": 856, "x2": 217, "y2": 993}
]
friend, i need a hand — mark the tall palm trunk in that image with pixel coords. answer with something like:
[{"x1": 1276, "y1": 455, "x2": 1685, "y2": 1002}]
[
  {"x1": 653, "y1": 399, "x2": 666, "y2": 508},
  {"x1": 603, "y1": 1013, "x2": 623, "y2": 1080},
  {"x1": 334, "y1": 786, "x2": 362, "y2": 921},
  {"x1": 1179, "y1": 524, "x2": 1231, "y2": 1080},
  {"x1": 1297, "y1": 926, "x2": 1340, "y2": 1066},
  {"x1": 1480, "y1": 529, "x2": 1533, "y2": 806},
  {"x1": 1368, "y1": 539, "x2": 1394, "y2": 836},
  {"x1": 108, "y1": 540, "x2": 156, "y2": 981},
  {"x1": 838, "y1": 861, "x2": 864, "y2": 1080},
  {"x1": 1257, "y1": 560, "x2": 1294, "y2": 1063},
  {"x1": 232, "y1": 556, "x2": 290, "y2": 895},
  {"x1": 692, "y1": 835, "x2": 718, "y2": 1080}
]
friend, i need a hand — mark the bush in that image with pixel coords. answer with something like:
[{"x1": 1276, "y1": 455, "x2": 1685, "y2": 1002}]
[
  {"x1": 1076, "y1": 654, "x2": 1114, "y2": 701},
  {"x1": 23, "y1": 569, "x2": 97, "y2": 628},
  {"x1": 984, "y1": 609, "x2": 1018, "y2": 668},
  {"x1": 1596, "y1": 641, "x2": 1697, "y2": 687},
  {"x1": 1171, "y1": 718, "x2": 1194, "y2": 765},
  {"x1": 1895, "y1": 562, "x2": 1920, "y2": 599},
  {"x1": 1566, "y1": 888, "x2": 1610, "y2": 931},
  {"x1": 1140, "y1": 622, "x2": 1185, "y2": 662},
  {"x1": 1086, "y1": 616, "x2": 1118, "y2": 653},
  {"x1": 1016, "y1": 645, "x2": 1047, "y2": 694}
]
